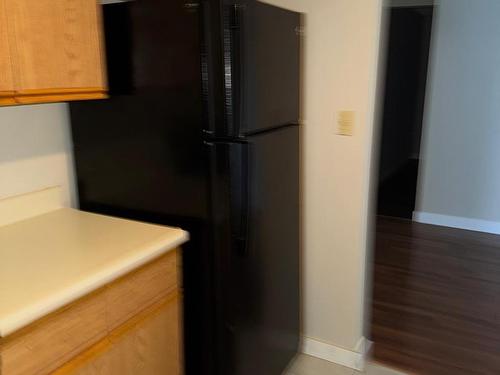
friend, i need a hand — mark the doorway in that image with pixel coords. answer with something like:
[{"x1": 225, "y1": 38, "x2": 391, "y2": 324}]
[
  {"x1": 370, "y1": 1, "x2": 500, "y2": 373},
  {"x1": 376, "y1": 5, "x2": 433, "y2": 219}
]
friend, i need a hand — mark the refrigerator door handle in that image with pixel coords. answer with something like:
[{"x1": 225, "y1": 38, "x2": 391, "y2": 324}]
[
  {"x1": 223, "y1": 3, "x2": 244, "y2": 137},
  {"x1": 229, "y1": 143, "x2": 250, "y2": 256},
  {"x1": 206, "y1": 141, "x2": 250, "y2": 257}
]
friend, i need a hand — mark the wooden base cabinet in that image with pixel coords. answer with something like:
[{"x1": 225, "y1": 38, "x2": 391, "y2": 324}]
[
  {"x1": 54, "y1": 293, "x2": 180, "y2": 375},
  {"x1": 0, "y1": 249, "x2": 182, "y2": 375},
  {"x1": 0, "y1": 0, "x2": 107, "y2": 105}
]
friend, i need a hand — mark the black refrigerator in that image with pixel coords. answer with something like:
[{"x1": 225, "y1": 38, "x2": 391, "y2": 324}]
[{"x1": 69, "y1": 0, "x2": 301, "y2": 374}]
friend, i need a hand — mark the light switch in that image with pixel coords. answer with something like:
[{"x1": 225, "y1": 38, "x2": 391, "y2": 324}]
[{"x1": 337, "y1": 111, "x2": 355, "y2": 136}]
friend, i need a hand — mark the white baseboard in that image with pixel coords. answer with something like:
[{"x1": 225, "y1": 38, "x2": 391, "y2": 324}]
[
  {"x1": 413, "y1": 211, "x2": 500, "y2": 235},
  {"x1": 301, "y1": 336, "x2": 372, "y2": 371}
]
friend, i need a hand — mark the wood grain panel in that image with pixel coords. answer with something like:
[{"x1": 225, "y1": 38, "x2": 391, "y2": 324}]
[
  {"x1": 106, "y1": 249, "x2": 179, "y2": 331},
  {"x1": 0, "y1": 249, "x2": 180, "y2": 375},
  {"x1": 13, "y1": 87, "x2": 107, "y2": 104},
  {"x1": 0, "y1": 0, "x2": 14, "y2": 93},
  {"x1": 53, "y1": 293, "x2": 180, "y2": 375},
  {"x1": 5, "y1": 0, "x2": 107, "y2": 92},
  {"x1": 371, "y1": 217, "x2": 500, "y2": 375},
  {"x1": 0, "y1": 97, "x2": 16, "y2": 105},
  {"x1": 1, "y1": 289, "x2": 108, "y2": 375}
]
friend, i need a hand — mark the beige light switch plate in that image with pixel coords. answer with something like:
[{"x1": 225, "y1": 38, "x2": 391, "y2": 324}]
[{"x1": 337, "y1": 111, "x2": 355, "y2": 136}]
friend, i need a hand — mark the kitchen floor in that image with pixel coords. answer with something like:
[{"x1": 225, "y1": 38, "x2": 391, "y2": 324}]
[
  {"x1": 287, "y1": 354, "x2": 407, "y2": 375},
  {"x1": 372, "y1": 216, "x2": 500, "y2": 374}
]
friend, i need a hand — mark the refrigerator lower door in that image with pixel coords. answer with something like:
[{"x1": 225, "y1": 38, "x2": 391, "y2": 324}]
[{"x1": 208, "y1": 124, "x2": 300, "y2": 375}]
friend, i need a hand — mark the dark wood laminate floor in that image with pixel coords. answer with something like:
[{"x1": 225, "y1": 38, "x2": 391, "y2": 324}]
[{"x1": 371, "y1": 216, "x2": 500, "y2": 375}]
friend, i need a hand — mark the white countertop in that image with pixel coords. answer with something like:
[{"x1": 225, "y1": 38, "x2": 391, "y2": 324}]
[{"x1": 0, "y1": 208, "x2": 188, "y2": 337}]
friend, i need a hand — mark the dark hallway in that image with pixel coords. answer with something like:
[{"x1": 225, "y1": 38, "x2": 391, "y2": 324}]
[{"x1": 377, "y1": 6, "x2": 433, "y2": 219}]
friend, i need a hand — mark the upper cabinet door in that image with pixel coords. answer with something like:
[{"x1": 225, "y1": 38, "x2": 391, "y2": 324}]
[
  {"x1": 5, "y1": 0, "x2": 107, "y2": 103},
  {"x1": 0, "y1": 0, "x2": 15, "y2": 104}
]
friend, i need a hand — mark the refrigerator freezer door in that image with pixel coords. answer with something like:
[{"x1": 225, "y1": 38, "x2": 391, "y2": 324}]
[
  {"x1": 222, "y1": 1, "x2": 301, "y2": 137},
  {"x1": 208, "y1": 125, "x2": 300, "y2": 375}
]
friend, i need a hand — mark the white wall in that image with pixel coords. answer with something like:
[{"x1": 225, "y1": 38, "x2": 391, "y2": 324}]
[
  {"x1": 0, "y1": 103, "x2": 77, "y2": 207},
  {"x1": 416, "y1": 0, "x2": 500, "y2": 225},
  {"x1": 262, "y1": 0, "x2": 382, "y2": 351}
]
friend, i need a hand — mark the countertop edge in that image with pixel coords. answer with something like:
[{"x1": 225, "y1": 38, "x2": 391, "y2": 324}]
[{"x1": 0, "y1": 230, "x2": 189, "y2": 338}]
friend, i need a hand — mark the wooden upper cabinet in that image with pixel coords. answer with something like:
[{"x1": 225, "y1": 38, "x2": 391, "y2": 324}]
[
  {"x1": 0, "y1": 0, "x2": 15, "y2": 104},
  {"x1": 2, "y1": 0, "x2": 107, "y2": 105}
]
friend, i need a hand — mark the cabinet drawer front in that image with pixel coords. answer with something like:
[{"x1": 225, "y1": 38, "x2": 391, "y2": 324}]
[
  {"x1": 54, "y1": 293, "x2": 180, "y2": 375},
  {"x1": 1, "y1": 289, "x2": 109, "y2": 375},
  {"x1": 106, "y1": 248, "x2": 179, "y2": 331}
]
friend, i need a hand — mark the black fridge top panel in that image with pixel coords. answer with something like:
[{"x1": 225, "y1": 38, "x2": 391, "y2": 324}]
[
  {"x1": 241, "y1": 2, "x2": 301, "y2": 135},
  {"x1": 101, "y1": 0, "x2": 300, "y2": 139},
  {"x1": 210, "y1": 1, "x2": 301, "y2": 138}
]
